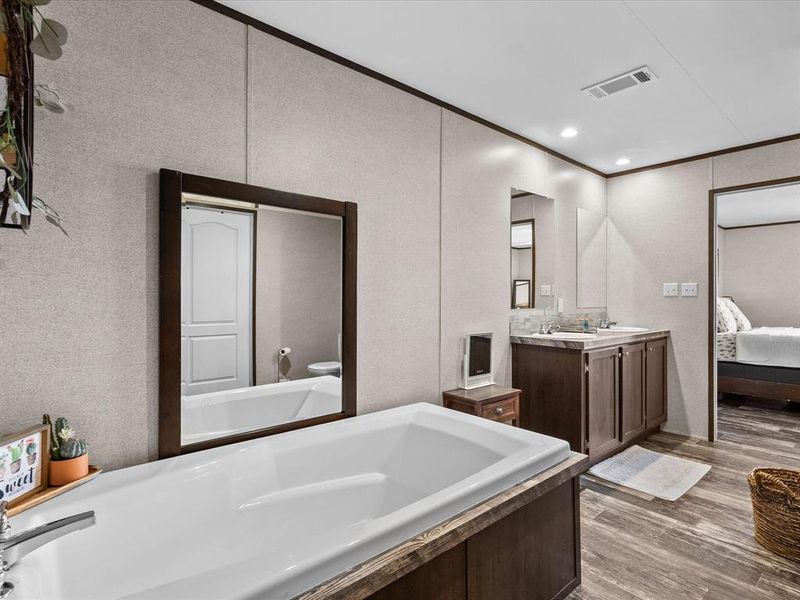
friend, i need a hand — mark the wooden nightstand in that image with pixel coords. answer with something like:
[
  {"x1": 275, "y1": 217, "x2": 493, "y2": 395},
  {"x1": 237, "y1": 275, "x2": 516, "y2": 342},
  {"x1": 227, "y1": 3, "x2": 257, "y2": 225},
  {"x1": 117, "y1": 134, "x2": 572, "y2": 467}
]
[{"x1": 442, "y1": 385, "x2": 520, "y2": 427}]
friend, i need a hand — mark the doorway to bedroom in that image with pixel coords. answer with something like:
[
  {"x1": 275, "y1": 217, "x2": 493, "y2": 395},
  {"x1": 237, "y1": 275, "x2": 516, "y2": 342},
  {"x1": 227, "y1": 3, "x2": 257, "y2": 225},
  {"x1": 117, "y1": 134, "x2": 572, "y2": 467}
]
[{"x1": 709, "y1": 176, "x2": 800, "y2": 441}]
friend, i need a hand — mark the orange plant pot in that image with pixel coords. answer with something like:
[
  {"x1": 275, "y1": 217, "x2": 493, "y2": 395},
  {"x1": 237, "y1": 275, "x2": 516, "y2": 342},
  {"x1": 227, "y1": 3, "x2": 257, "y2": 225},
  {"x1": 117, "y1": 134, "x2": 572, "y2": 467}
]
[
  {"x1": 0, "y1": 33, "x2": 8, "y2": 77},
  {"x1": 49, "y1": 454, "x2": 89, "y2": 486}
]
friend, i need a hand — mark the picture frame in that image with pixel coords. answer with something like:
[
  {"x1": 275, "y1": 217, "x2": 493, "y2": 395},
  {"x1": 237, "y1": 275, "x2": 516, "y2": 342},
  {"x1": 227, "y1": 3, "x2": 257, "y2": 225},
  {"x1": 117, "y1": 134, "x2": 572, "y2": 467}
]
[
  {"x1": 0, "y1": 424, "x2": 49, "y2": 508},
  {"x1": 513, "y1": 278, "x2": 531, "y2": 308}
]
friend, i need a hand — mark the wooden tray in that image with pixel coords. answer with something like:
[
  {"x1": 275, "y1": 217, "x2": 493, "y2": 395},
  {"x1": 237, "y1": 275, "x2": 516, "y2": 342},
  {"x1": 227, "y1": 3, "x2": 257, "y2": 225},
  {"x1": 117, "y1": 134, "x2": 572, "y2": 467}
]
[{"x1": 8, "y1": 465, "x2": 103, "y2": 517}]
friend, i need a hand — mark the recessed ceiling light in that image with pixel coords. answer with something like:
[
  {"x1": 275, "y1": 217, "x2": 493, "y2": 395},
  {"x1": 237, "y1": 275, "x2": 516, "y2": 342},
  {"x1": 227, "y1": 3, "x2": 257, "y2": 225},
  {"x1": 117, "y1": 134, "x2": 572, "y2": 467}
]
[
  {"x1": 616, "y1": 157, "x2": 631, "y2": 166},
  {"x1": 560, "y1": 127, "x2": 578, "y2": 138}
]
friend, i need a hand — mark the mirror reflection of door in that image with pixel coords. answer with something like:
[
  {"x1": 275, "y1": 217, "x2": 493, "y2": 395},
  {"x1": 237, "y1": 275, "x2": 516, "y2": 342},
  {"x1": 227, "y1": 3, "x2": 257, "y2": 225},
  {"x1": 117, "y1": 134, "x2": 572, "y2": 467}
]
[{"x1": 181, "y1": 205, "x2": 254, "y2": 396}]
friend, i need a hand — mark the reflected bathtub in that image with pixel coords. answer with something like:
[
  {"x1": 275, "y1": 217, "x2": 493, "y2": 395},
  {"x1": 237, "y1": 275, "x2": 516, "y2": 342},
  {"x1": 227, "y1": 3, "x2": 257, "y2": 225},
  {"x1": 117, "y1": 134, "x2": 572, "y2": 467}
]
[{"x1": 181, "y1": 376, "x2": 341, "y2": 445}]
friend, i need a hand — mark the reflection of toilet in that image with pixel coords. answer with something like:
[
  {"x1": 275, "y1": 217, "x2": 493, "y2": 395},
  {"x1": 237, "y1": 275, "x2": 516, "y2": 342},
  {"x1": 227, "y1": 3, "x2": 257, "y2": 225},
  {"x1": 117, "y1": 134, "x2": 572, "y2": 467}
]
[
  {"x1": 308, "y1": 361, "x2": 341, "y2": 377},
  {"x1": 308, "y1": 334, "x2": 342, "y2": 378}
]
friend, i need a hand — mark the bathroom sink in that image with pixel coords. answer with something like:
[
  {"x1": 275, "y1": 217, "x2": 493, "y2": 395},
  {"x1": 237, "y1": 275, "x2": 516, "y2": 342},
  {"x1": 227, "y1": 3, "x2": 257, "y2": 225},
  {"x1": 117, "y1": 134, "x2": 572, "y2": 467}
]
[
  {"x1": 597, "y1": 326, "x2": 650, "y2": 334},
  {"x1": 527, "y1": 332, "x2": 597, "y2": 340}
]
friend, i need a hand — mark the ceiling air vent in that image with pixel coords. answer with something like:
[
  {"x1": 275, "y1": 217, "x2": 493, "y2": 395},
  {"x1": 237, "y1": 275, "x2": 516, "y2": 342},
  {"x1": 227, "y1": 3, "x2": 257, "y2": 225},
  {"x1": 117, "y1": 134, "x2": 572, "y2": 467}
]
[{"x1": 582, "y1": 66, "x2": 657, "y2": 100}]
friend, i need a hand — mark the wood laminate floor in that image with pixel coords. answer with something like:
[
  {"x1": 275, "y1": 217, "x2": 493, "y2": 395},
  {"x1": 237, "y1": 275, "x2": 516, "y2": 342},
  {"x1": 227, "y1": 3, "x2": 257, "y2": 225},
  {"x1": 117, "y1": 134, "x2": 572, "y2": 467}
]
[{"x1": 568, "y1": 397, "x2": 800, "y2": 600}]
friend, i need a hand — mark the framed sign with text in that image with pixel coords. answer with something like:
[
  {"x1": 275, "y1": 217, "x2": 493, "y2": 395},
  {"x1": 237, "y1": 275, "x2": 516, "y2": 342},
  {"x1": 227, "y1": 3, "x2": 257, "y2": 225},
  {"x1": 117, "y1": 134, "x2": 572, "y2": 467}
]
[{"x1": 0, "y1": 424, "x2": 50, "y2": 507}]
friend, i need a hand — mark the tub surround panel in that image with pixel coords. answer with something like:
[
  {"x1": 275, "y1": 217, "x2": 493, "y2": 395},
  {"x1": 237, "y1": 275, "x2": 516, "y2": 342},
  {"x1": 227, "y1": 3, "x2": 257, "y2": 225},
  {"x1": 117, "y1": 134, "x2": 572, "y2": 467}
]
[
  {"x1": 0, "y1": 0, "x2": 247, "y2": 470},
  {"x1": 298, "y1": 453, "x2": 587, "y2": 600},
  {"x1": 246, "y1": 28, "x2": 442, "y2": 415}
]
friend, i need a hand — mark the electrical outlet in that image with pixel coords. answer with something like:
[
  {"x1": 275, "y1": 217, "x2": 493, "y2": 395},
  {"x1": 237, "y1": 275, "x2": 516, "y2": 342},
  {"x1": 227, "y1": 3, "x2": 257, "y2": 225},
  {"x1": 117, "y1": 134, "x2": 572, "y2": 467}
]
[
  {"x1": 681, "y1": 282, "x2": 698, "y2": 297},
  {"x1": 663, "y1": 283, "x2": 679, "y2": 297},
  {"x1": 540, "y1": 285, "x2": 551, "y2": 297}
]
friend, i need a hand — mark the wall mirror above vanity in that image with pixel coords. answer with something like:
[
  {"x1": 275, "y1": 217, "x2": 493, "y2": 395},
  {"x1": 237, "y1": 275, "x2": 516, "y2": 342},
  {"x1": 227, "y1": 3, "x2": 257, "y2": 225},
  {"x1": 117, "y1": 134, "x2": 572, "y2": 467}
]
[
  {"x1": 510, "y1": 189, "x2": 556, "y2": 310},
  {"x1": 509, "y1": 187, "x2": 609, "y2": 331},
  {"x1": 159, "y1": 170, "x2": 357, "y2": 458}
]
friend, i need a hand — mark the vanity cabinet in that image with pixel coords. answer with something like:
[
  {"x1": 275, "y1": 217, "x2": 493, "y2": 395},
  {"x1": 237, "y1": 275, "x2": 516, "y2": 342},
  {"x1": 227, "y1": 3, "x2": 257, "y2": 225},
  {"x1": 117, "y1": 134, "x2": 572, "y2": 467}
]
[
  {"x1": 620, "y1": 342, "x2": 646, "y2": 443},
  {"x1": 512, "y1": 333, "x2": 669, "y2": 465},
  {"x1": 645, "y1": 338, "x2": 668, "y2": 428},
  {"x1": 585, "y1": 347, "x2": 619, "y2": 458}
]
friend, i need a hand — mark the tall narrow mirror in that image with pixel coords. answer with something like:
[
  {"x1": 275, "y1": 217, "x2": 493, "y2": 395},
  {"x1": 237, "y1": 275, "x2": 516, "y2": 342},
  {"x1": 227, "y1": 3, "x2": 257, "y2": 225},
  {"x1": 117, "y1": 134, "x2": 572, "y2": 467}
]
[
  {"x1": 160, "y1": 171, "x2": 357, "y2": 457},
  {"x1": 511, "y1": 189, "x2": 555, "y2": 310}
]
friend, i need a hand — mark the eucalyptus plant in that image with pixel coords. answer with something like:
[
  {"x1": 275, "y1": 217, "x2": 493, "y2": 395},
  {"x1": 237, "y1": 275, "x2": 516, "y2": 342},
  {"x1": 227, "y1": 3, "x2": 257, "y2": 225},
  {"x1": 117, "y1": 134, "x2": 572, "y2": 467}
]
[{"x1": 0, "y1": 0, "x2": 67, "y2": 227}]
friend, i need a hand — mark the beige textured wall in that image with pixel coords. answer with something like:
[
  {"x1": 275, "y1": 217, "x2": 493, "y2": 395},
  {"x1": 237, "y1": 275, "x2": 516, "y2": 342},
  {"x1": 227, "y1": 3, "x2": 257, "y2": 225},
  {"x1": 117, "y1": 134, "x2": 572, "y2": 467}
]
[
  {"x1": 545, "y1": 156, "x2": 607, "y2": 315},
  {"x1": 0, "y1": 1, "x2": 247, "y2": 469},
  {"x1": 607, "y1": 138, "x2": 800, "y2": 438},
  {"x1": 245, "y1": 28, "x2": 442, "y2": 415},
  {"x1": 719, "y1": 223, "x2": 800, "y2": 328},
  {"x1": 7, "y1": 1, "x2": 792, "y2": 468},
  {"x1": 440, "y1": 111, "x2": 548, "y2": 390},
  {"x1": 254, "y1": 208, "x2": 342, "y2": 384},
  {"x1": 607, "y1": 161, "x2": 712, "y2": 438}
]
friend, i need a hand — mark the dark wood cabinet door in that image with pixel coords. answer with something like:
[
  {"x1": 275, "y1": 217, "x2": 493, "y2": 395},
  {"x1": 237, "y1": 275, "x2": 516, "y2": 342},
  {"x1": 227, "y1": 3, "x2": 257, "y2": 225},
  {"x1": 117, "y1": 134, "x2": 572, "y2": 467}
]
[
  {"x1": 366, "y1": 543, "x2": 466, "y2": 600},
  {"x1": 646, "y1": 338, "x2": 668, "y2": 428},
  {"x1": 620, "y1": 342, "x2": 646, "y2": 443},
  {"x1": 585, "y1": 347, "x2": 619, "y2": 458}
]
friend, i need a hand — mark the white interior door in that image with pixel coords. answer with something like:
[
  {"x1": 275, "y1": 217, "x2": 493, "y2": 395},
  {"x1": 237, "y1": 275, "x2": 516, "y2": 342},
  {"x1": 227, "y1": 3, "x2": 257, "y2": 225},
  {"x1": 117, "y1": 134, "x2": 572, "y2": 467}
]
[{"x1": 182, "y1": 205, "x2": 253, "y2": 395}]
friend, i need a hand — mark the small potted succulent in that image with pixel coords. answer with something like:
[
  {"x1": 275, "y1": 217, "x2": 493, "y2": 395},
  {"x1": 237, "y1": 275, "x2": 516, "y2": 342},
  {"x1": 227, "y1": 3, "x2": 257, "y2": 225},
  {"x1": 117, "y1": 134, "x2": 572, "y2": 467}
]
[
  {"x1": 25, "y1": 438, "x2": 37, "y2": 465},
  {"x1": 9, "y1": 442, "x2": 22, "y2": 474},
  {"x1": 43, "y1": 414, "x2": 89, "y2": 486}
]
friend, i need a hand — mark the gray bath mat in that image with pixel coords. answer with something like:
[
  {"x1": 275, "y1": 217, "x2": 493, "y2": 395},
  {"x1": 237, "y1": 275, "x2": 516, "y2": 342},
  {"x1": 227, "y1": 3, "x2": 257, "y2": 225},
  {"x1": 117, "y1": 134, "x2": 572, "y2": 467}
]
[{"x1": 588, "y1": 445, "x2": 710, "y2": 501}]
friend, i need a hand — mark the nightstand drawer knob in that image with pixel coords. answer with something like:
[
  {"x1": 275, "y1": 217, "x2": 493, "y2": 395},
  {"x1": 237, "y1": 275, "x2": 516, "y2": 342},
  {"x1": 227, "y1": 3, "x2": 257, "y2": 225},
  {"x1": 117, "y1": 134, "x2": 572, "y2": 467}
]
[{"x1": 495, "y1": 407, "x2": 504, "y2": 415}]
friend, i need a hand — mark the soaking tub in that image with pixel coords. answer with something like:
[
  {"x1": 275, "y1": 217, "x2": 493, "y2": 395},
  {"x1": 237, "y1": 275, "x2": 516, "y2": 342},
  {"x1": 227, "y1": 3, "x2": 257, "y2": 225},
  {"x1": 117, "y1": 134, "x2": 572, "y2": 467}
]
[
  {"x1": 8, "y1": 403, "x2": 571, "y2": 600},
  {"x1": 181, "y1": 375, "x2": 341, "y2": 445}
]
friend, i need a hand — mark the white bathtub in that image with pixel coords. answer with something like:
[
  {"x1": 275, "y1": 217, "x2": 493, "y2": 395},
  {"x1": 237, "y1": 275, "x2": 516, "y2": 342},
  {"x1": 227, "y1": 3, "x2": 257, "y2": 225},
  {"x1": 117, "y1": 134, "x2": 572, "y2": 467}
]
[
  {"x1": 181, "y1": 376, "x2": 341, "y2": 445},
  {"x1": 9, "y1": 403, "x2": 570, "y2": 600}
]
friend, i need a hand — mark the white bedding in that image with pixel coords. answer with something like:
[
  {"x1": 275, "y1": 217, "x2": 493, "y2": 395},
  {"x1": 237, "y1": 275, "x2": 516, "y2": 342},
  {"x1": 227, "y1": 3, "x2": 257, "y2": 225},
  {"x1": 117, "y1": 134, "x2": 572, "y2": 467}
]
[{"x1": 736, "y1": 327, "x2": 800, "y2": 368}]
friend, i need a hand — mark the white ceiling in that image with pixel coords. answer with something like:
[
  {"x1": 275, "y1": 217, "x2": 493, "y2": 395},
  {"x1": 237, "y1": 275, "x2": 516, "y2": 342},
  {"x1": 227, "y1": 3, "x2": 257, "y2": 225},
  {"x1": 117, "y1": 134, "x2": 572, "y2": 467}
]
[
  {"x1": 718, "y1": 183, "x2": 800, "y2": 228},
  {"x1": 220, "y1": 0, "x2": 800, "y2": 174}
]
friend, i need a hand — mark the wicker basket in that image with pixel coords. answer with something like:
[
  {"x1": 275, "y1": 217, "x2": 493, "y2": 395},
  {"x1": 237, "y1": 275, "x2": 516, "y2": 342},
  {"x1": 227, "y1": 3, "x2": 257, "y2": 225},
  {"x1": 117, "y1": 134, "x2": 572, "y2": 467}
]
[{"x1": 748, "y1": 468, "x2": 800, "y2": 562}]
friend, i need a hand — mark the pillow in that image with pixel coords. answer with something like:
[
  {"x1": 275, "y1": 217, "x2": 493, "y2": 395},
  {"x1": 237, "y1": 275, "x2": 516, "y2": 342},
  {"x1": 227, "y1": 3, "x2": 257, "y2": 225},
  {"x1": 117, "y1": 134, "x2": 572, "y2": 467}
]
[
  {"x1": 723, "y1": 298, "x2": 752, "y2": 331},
  {"x1": 716, "y1": 298, "x2": 737, "y2": 334}
]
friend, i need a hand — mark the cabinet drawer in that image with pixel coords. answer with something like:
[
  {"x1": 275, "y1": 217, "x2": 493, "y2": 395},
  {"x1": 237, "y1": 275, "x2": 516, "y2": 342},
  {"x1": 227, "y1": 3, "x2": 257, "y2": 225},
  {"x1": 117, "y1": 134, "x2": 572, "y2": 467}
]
[{"x1": 480, "y1": 397, "x2": 518, "y2": 422}]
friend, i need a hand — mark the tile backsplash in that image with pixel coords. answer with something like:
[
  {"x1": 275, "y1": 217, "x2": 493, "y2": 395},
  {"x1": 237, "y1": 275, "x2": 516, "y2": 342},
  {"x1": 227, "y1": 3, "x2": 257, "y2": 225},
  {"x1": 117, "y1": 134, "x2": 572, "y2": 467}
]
[{"x1": 510, "y1": 308, "x2": 607, "y2": 335}]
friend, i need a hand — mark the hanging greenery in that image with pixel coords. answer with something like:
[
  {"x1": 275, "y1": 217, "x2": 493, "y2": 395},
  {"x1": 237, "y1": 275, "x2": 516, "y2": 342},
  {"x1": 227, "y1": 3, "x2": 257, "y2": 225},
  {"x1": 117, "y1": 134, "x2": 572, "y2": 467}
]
[{"x1": 0, "y1": 0, "x2": 67, "y2": 229}]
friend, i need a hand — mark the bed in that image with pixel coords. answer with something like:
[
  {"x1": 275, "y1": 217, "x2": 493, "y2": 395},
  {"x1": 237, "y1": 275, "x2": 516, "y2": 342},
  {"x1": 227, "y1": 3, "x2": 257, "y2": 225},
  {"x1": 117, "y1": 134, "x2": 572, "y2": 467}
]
[{"x1": 716, "y1": 298, "x2": 800, "y2": 402}]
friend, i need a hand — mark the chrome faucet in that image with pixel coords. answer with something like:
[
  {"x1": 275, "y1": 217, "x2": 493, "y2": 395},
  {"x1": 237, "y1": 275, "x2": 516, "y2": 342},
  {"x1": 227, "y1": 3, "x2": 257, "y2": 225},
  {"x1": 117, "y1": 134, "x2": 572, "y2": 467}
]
[
  {"x1": 599, "y1": 319, "x2": 617, "y2": 329},
  {"x1": 538, "y1": 320, "x2": 560, "y2": 335},
  {"x1": 0, "y1": 501, "x2": 95, "y2": 598}
]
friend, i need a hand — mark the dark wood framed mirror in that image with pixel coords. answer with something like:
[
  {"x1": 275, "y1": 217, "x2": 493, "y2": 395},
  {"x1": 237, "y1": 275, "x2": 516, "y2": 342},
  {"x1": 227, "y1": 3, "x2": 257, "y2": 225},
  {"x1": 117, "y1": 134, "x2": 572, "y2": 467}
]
[{"x1": 159, "y1": 169, "x2": 357, "y2": 458}]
